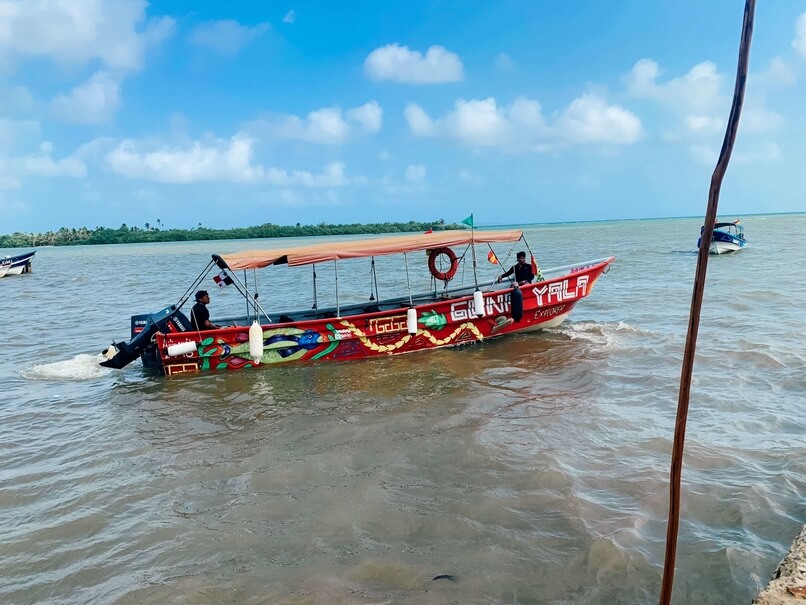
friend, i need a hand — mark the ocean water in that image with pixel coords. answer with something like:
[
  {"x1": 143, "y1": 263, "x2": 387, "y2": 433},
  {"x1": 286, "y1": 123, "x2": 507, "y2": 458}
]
[{"x1": 1, "y1": 214, "x2": 804, "y2": 604}]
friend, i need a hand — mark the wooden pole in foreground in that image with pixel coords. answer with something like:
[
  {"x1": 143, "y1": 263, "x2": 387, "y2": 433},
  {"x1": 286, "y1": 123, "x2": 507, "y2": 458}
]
[{"x1": 658, "y1": 2, "x2": 756, "y2": 604}]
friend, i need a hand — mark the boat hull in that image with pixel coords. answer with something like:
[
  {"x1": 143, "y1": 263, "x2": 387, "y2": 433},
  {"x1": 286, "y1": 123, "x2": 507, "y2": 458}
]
[
  {"x1": 0, "y1": 250, "x2": 35, "y2": 276},
  {"x1": 152, "y1": 258, "x2": 613, "y2": 376},
  {"x1": 697, "y1": 226, "x2": 747, "y2": 255},
  {"x1": 709, "y1": 240, "x2": 745, "y2": 254}
]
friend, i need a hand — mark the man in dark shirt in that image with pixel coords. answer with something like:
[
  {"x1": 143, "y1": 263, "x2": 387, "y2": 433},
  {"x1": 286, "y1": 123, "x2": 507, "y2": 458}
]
[
  {"x1": 497, "y1": 251, "x2": 534, "y2": 285},
  {"x1": 189, "y1": 290, "x2": 220, "y2": 331}
]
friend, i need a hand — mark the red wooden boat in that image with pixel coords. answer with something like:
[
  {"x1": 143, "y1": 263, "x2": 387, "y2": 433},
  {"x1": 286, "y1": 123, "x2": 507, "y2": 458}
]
[{"x1": 100, "y1": 230, "x2": 614, "y2": 376}]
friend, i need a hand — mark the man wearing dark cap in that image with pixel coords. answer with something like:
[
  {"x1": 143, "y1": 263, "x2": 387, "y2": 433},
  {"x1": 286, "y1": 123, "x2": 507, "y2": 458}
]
[
  {"x1": 189, "y1": 290, "x2": 220, "y2": 331},
  {"x1": 497, "y1": 251, "x2": 534, "y2": 285}
]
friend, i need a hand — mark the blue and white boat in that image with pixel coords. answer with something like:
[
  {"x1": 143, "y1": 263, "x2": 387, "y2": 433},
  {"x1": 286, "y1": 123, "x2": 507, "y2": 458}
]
[
  {"x1": 697, "y1": 221, "x2": 747, "y2": 255},
  {"x1": 0, "y1": 250, "x2": 36, "y2": 276}
]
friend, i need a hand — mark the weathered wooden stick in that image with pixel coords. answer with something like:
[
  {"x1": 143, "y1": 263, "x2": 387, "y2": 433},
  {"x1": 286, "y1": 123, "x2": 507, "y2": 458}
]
[{"x1": 658, "y1": 1, "x2": 756, "y2": 604}]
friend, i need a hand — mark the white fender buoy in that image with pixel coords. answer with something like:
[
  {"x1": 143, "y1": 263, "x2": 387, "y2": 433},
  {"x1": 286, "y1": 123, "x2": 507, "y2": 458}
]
[
  {"x1": 249, "y1": 321, "x2": 263, "y2": 364},
  {"x1": 167, "y1": 341, "x2": 198, "y2": 357},
  {"x1": 406, "y1": 307, "x2": 418, "y2": 335},
  {"x1": 473, "y1": 290, "x2": 485, "y2": 317}
]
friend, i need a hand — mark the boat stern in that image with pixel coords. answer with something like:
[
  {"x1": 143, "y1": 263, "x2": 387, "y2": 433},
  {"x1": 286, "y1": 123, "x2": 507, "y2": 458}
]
[{"x1": 100, "y1": 306, "x2": 192, "y2": 371}]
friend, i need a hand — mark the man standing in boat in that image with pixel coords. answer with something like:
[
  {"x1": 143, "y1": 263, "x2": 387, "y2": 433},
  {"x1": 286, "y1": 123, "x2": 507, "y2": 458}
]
[
  {"x1": 190, "y1": 290, "x2": 220, "y2": 331},
  {"x1": 497, "y1": 251, "x2": 535, "y2": 285}
]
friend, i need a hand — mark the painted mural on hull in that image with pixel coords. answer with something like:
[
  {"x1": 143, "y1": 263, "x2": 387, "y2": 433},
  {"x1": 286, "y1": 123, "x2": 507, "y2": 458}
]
[{"x1": 155, "y1": 267, "x2": 598, "y2": 376}]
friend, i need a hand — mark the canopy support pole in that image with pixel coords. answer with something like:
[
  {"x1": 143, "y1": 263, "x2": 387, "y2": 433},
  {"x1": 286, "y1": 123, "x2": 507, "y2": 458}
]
[
  {"x1": 243, "y1": 270, "x2": 249, "y2": 322},
  {"x1": 220, "y1": 267, "x2": 272, "y2": 324},
  {"x1": 334, "y1": 261, "x2": 340, "y2": 318},
  {"x1": 369, "y1": 257, "x2": 379, "y2": 301},
  {"x1": 312, "y1": 264, "x2": 318, "y2": 310},
  {"x1": 403, "y1": 252, "x2": 414, "y2": 307},
  {"x1": 252, "y1": 268, "x2": 261, "y2": 322}
]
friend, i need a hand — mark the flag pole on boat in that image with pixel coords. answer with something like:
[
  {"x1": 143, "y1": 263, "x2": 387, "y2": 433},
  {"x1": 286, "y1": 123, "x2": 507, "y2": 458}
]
[{"x1": 462, "y1": 213, "x2": 485, "y2": 317}]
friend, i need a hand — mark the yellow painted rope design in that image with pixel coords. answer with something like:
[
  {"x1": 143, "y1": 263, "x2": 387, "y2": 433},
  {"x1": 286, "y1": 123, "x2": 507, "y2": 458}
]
[{"x1": 339, "y1": 321, "x2": 484, "y2": 353}]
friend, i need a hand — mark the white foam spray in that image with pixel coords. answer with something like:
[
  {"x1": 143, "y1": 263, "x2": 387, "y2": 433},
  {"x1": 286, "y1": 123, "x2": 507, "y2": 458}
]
[{"x1": 21, "y1": 354, "x2": 112, "y2": 381}]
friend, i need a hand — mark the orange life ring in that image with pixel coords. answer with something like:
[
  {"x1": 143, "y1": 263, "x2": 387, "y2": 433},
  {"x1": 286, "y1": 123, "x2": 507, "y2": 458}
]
[{"x1": 428, "y1": 247, "x2": 459, "y2": 281}]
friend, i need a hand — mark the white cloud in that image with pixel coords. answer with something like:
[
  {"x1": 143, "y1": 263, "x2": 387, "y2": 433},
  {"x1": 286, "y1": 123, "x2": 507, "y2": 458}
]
[
  {"x1": 279, "y1": 189, "x2": 299, "y2": 205},
  {"x1": 1, "y1": 141, "x2": 86, "y2": 180},
  {"x1": 689, "y1": 144, "x2": 718, "y2": 166},
  {"x1": 405, "y1": 164, "x2": 426, "y2": 184},
  {"x1": 51, "y1": 71, "x2": 121, "y2": 124},
  {"x1": 0, "y1": 0, "x2": 174, "y2": 71},
  {"x1": 457, "y1": 169, "x2": 482, "y2": 186},
  {"x1": 0, "y1": 176, "x2": 21, "y2": 190},
  {"x1": 12, "y1": 151, "x2": 86, "y2": 178},
  {"x1": 378, "y1": 150, "x2": 392, "y2": 161},
  {"x1": 405, "y1": 93, "x2": 642, "y2": 151},
  {"x1": 626, "y1": 58, "x2": 781, "y2": 138},
  {"x1": 735, "y1": 142, "x2": 782, "y2": 164},
  {"x1": 554, "y1": 93, "x2": 643, "y2": 145},
  {"x1": 0, "y1": 118, "x2": 39, "y2": 150},
  {"x1": 684, "y1": 115, "x2": 723, "y2": 134},
  {"x1": 346, "y1": 101, "x2": 382, "y2": 133},
  {"x1": 403, "y1": 103, "x2": 437, "y2": 136},
  {"x1": 189, "y1": 19, "x2": 269, "y2": 55},
  {"x1": 627, "y1": 59, "x2": 721, "y2": 115},
  {"x1": 259, "y1": 102, "x2": 382, "y2": 144},
  {"x1": 756, "y1": 57, "x2": 797, "y2": 87},
  {"x1": 495, "y1": 52, "x2": 514, "y2": 72},
  {"x1": 793, "y1": 12, "x2": 806, "y2": 60},
  {"x1": 271, "y1": 108, "x2": 348, "y2": 144},
  {"x1": 0, "y1": 85, "x2": 34, "y2": 114},
  {"x1": 105, "y1": 134, "x2": 357, "y2": 186},
  {"x1": 364, "y1": 44, "x2": 464, "y2": 84},
  {"x1": 741, "y1": 107, "x2": 783, "y2": 133},
  {"x1": 283, "y1": 10, "x2": 296, "y2": 24}
]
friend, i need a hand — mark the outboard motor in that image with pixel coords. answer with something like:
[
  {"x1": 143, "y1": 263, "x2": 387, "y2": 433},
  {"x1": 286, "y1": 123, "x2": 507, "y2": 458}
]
[{"x1": 100, "y1": 306, "x2": 189, "y2": 369}]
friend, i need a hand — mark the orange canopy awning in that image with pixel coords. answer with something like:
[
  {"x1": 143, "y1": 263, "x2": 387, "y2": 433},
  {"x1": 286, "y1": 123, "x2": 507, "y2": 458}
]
[{"x1": 219, "y1": 229, "x2": 524, "y2": 270}]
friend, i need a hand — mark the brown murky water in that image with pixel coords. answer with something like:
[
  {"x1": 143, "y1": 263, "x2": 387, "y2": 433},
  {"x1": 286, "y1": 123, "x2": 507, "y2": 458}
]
[{"x1": 2, "y1": 216, "x2": 805, "y2": 604}]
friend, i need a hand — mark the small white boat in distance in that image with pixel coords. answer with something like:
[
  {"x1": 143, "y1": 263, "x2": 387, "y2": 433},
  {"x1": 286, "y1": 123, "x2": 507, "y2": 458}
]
[{"x1": 697, "y1": 220, "x2": 747, "y2": 255}]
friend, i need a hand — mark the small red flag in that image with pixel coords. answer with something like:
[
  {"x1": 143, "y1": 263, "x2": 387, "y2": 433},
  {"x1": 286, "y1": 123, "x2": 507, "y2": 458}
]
[{"x1": 487, "y1": 250, "x2": 498, "y2": 264}]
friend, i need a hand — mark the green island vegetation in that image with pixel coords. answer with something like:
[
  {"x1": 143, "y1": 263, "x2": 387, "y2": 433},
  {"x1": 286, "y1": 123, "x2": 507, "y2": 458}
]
[{"x1": 0, "y1": 219, "x2": 464, "y2": 247}]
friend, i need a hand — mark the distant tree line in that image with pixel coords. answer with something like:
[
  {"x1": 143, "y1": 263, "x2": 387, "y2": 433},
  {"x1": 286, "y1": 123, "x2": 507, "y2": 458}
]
[{"x1": 0, "y1": 219, "x2": 464, "y2": 247}]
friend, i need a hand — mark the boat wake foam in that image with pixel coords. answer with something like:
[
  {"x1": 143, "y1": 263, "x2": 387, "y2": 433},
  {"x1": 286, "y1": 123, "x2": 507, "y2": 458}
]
[
  {"x1": 21, "y1": 354, "x2": 111, "y2": 381},
  {"x1": 556, "y1": 321, "x2": 660, "y2": 351}
]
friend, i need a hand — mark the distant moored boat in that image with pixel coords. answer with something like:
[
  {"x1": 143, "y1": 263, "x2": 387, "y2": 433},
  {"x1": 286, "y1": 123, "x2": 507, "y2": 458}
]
[
  {"x1": 0, "y1": 250, "x2": 36, "y2": 277},
  {"x1": 697, "y1": 220, "x2": 747, "y2": 255}
]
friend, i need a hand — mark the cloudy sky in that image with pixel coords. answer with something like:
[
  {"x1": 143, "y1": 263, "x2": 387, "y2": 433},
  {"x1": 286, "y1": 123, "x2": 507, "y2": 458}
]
[{"x1": 1, "y1": 0, "x2": 805, "y2": 233}]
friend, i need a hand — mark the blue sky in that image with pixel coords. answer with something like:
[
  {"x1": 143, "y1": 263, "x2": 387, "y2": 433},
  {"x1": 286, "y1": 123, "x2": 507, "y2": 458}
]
[{"x1": 1, "y1": 0, "x2": 805, "y2": 232}]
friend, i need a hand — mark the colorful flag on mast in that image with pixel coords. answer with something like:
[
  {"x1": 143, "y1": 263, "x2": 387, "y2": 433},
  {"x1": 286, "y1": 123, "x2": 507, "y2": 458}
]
[
  {"x1": 487, "y1": 250, "x2": 499, "y2": 264},
  {"x1": 531, "y1": 255, "x2": 544, "y2": 281},
  {"x1": 213, "y1": 270, "x2": 234, "y2": 288},
  {"x1": 461, "y1": 214, "x2": 474, "y2": 227}
]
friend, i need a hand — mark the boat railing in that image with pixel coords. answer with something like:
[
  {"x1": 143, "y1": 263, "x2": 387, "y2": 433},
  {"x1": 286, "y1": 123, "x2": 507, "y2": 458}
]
[{"x1": 215, "y1": 256, "x2": 611, "y2": 327}]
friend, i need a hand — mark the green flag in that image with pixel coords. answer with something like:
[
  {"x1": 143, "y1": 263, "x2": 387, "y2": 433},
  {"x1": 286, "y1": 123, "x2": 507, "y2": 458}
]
[{"x1": 461, "y1": 214, "x2": 474, "y2": 227}]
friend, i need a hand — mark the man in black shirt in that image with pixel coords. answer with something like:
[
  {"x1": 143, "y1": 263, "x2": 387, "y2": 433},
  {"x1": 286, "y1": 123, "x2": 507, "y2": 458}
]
[
  {"x1": 189, "y1": 290, "x2": 220, "y2": 331},
  {"x1": 497, "y1": 251, "x2": 534, "y2": 285}
]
